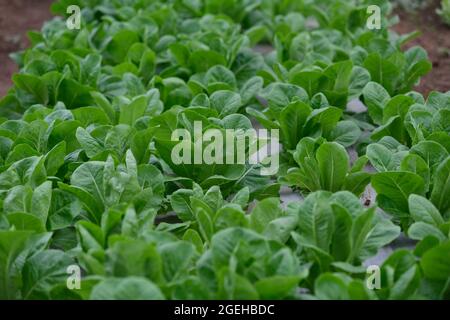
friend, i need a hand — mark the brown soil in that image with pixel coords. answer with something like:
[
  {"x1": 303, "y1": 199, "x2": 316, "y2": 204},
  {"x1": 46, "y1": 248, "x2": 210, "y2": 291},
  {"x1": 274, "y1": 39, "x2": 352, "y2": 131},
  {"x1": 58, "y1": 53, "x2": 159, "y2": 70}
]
[
  {"x1": 0, "y1": 0, "x2": 54, "y2": 96},
  {"x1": 393, "y1": 0, "x2": 450, "y2": 96},
  {"x1": 0, "y1": 0, "x2": 448, "y2": 98}
]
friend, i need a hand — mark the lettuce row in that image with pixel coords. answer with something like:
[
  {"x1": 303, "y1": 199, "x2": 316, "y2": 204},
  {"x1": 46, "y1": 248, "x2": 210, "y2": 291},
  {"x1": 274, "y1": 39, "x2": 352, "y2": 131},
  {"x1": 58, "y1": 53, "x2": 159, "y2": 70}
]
[{"x1": 0, "y1": 0, "x2": 448, "y2": 300}]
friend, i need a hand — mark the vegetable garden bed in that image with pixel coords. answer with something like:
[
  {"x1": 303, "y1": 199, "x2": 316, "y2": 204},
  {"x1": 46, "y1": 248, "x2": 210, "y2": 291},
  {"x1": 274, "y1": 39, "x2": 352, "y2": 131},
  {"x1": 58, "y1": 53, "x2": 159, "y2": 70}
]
[{"x1": 0, "y1": 0, "x2": 449, "y2": 300}]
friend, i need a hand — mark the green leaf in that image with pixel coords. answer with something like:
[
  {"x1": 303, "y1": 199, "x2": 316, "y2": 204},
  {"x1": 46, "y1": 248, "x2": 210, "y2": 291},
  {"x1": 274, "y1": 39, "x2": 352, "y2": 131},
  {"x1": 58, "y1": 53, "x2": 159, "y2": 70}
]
[
  {"x1": 349, "y1": 66, "x2": 371, "y2": 100},
  {"x1": 58, "y1": 183, "x2": 103, "y2": 223},
  {"x1": 414, "y1": 236, "x2": 440, "y2": 257},
  {"x1": 0, "y1": 231, "x2": 33, "y2": 299},
  {"x1": 171, "y1": 276, "x2": 209, "y2": 300},
  {"x1": 209, "y1": 228, "x2": 262, "y2": 267},
  {"x1": 240, "y1": 76, "x2": 263, "y2": 105},
  {"x1": 400, "y1": 154, "x2": 430, "y2": 190},
  {"x1": 170, "y1": 189, "x2": 195, "y2": 221},
  {"x1": 343, "y1": 172, "x2": 371, "y2": 197},
  {"x1": 159, "y1": 241, "x2": 195, "y2": 282},
  {"x1": 230, "y1": 187, "x2": 250, "y2": 208},
  {"x1": 91, "y1": 92, "x2": 116, "y2": 123},
  {"x1": 328, "y1": 120, "x2": 361, "y2": 147},
  {"x1": 304, "y1": 107, "x2": 342, "y2": 137},
  {"x1": 389, "y1": 265, "x2": 420, "y2": 300},
  {"x1": 76, "y1": 127, "x2": 104, "y2": 158},
  {"x1": 30, "y1": 181, "x2": 52, "y2": 224},
  {"x1": 13, "y1": 74, "x2": 49, "y2": 105},
  {"x1": 348, "y1": 209, "x2": 375, "y2": 262},
  {"x1": 80, "y1": 53, "x2": 102, "y2": 86},
  {"x1": 330, "y1": 204, "x2": 352, "y2": 261},
  {"x1": 70, "y1": 161, "x2": 105, "y2": 208},
  {"x1": 214, "y1": 205, "x2": 248, "y2": 231},
  {"x1": 57, "y1": 78, "x2": 94, "y2": 109},
  {"x1": 7, "y1": 213, "x2": 45, "y2": 232},
  {"x1": 260, "y1": 83, "x2": 309, "y2": 114},
  {"x1": 255, "y1": 276, "x2": 300, "y2": 299},
  {"x1": 76, "y1": 221, "x2": 104, "y2": 252},
  {"x1": 408, "y1": 222, "x2": 446, "y2": 241},
  {"x1": 3, "y1": 185, "x2": 32, "y2": 214},
  {"x1": 401, "y1": 60, "x2": 432, "y2": 92},
  {"x1": 430, "y1": 157, "x2": 450, "y2": 214},
  {"x1": 182, "y1": 229, "x2": 203, "y2": 253},
  {"x1": 196, "y1": 208, "x2": 214, "y2": 242},
  {"x1": 245, "y1": 25, "x2": 268, "y2": 46},
  {"x1": 188, "y1": 50, "x2": 227, "y2": 73},
  {"x1": 408, "y1": 194, "x2": 444, "y2": 226},
  {"x1": 371, "y1": 116, "x2": 405, "y2": 143},
  {"x1": 371, "y1": 171, "x2": 425, "y2": 217},
  {"x1": 363, "y1": 53, "x2": 399, "y2": 95},
  {"x1": 90, "y1": 277, "x2": 165, "y2": 300},
  {"x1": 104, "y1": 30, "x2": 140, "y2": 65},
  {"x1": 359, "y1": 218, "x2": 400, "y2": 261},
  {"x1": 421, "y1": 241, "x2": 450, "y2": 281},
  {"x1": 264, "y1": 216, "x2": 298, "y2": 243},
  {"x1": 107, "y1": 239, "x2": 162, "y2": 282},
  {"x1": 210, "y1": 90, "x2": 242, "y2": 117},
  {"x1": 297, "y1": 193, "x2": 335, "y2": 251},
  {"x1": 205, "y1": 65, "x2": 236, "y2": 89},
  {"x1": 73, "y1": 107, "x2": 110, "y2": 127},
  {"x1": 314, "y1": 273, "x2": 349, "y2": 300},
  {"x1": 367, "y1": 143, "x2": 404, "y2": 172},
  {"x1": 22, "y1": 250, "x2": 73, "y2": 299},
  {"x1": 410, "y1": 141, "x2": 449, "y2": 171},
  {"x1": 316, "y1": 142, "x2": 349, "y2": 192},
  {"x1": 250, "y1": 198, "x2": 282, "y2": 233},
  {"x1": 48, "y1": 189, "x2": 81, "y2": 230},
  {"x1": 217, "y1": 268, "x2": 259, "y2": 300},
  {"x1": 44, "y1": 141, "x2": 66, "y2": 176},
  {"x1": 279, "y1": 101, "x2": 311, "y2": 150},
  {"x1": 382, "y1": 95, "x2": 414, "y2": 124},
  {"x1": 119, "y1": 95, "x2": 148, "y2": 126}
]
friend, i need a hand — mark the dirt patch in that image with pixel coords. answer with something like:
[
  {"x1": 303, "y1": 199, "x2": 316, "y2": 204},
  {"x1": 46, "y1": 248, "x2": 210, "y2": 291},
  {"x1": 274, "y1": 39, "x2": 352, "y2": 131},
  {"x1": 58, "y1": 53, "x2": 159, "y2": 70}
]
[
  {"x1": 0, "y1": 0, "x2": 54, "y2": 97},
  {"x1": 393, "y1": 0, "x2": 450, "y2": 96}
]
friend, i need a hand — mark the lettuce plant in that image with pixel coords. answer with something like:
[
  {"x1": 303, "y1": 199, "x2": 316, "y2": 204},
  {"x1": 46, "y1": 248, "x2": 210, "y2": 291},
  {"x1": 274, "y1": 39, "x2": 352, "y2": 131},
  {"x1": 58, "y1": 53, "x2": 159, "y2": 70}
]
[
  {"x1": 367, "y1": 137, "x2": 450, "y2": 224},
  {"x1": 282, "y1": 138, "x2": 370, "y2": 196},
  {"x1": 0, "y1": 0, "x2": 448, "y2": 301},
  {"x1": 289, "y1": 191, "x2": 400, "y2": 275}
]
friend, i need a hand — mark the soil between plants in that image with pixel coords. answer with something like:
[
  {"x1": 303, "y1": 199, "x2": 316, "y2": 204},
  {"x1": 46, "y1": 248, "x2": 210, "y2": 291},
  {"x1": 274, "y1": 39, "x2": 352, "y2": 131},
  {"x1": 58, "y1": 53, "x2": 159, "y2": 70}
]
[
  {"x1": 393, "y1": 0, "x2": 450, "y2": 95},
  {"x1": 0, "y1": 0, "x2": 54, "y2": 97}
]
